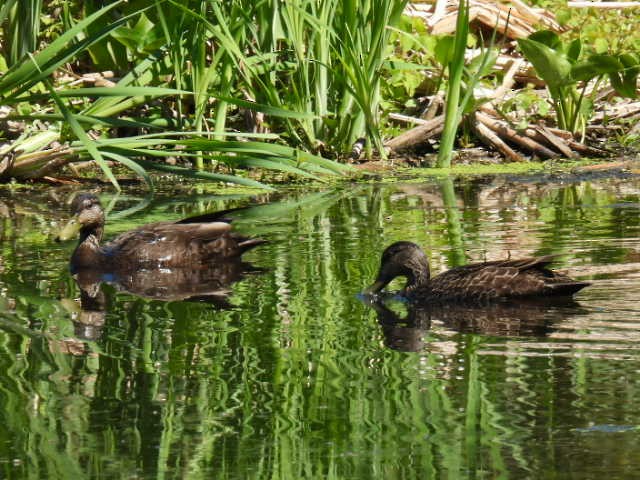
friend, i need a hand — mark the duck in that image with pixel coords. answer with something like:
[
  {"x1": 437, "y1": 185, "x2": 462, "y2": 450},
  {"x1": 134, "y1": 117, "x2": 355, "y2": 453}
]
[
  {"x1": 366, "y1": 241, "x2": 590, "y2": 302},
  {"x1": 55, "y1": 193, "x2": 266, "y2": 273}
]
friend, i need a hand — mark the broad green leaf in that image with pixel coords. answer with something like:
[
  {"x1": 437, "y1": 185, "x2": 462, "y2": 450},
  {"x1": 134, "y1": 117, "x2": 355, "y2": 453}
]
[
  {"x1": 586, "y1": 55, "x2": 624, "y2": 74},
  {"x1": 570, "y1": 56, "x2": 626, "y2": 82},
  {"x1": 566, "y1": 38, "x2": 581, "y2": 63},
  {"x1": 518, "y1": 38, "x2": 572, "y2": 89},
  {"x1": 110, "y1": 12, "x2": 163, "y2": 54},
  {"x1": 529, "y1": 30, "x2": 561, "y2": 50},
  {"x1": 434, "y1": 36, "x2": 455, "y2": 67},
  {"x1": 609, "y1": 53, "x2": 640, "y2": 98}
]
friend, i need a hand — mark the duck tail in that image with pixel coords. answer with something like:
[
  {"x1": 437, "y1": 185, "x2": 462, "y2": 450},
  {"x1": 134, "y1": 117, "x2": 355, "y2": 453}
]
[{"x1": 548, "y1": 281, "x2": 591, "y2": 296}]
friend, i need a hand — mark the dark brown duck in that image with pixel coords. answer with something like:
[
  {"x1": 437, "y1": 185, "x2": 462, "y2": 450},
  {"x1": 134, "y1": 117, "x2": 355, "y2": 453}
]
[
  {"x1": 56, "y1": 193, "x2": 265, "y2": 273},
  {"x1": 366, "y1": 241, "x2": 590, "y2": 302}
]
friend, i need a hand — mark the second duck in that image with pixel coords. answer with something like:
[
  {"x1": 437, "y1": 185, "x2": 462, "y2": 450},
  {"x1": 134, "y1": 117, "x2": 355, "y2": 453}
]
[{"x1": 366, "y1": 241, "x2": 589, "y2": 302}]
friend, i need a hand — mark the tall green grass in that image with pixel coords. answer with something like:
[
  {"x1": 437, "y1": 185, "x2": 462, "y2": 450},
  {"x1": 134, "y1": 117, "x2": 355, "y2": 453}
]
[
  {"x1": 1, "y1": 0, "x2": 412, "y2": 187},
  {"x1": 437, "y1": 0, "x2": 498, "y2": 168},
  {"x1": 5, "y1": 0, "x2": 417, "y2": 188},
  {"x1": 158, "y1": 0, "x2": 408, "y2": 158},
  {"x1": 0, "y1": 0, "x2": 42, "y2": 68}
]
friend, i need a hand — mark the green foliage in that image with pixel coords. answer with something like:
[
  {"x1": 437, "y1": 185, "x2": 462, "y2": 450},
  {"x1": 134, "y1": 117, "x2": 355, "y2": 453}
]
[
  {"x1": 518, "y1": 30, "x2": 640, "y2": 136},
  {"x1": 539, "y1": 0, "x2": 640, "y2": 53},
  {"x1": 0, "y1": 0, "x2": 365, "y2": 189},
  {"x1": 437, "y1": 0, "x2": 498, "y2": 168},
  {"x1": 499, "y1": 87, "x2": 552, "y2": 129},
  {"x1": 379, "y1": 16, "x2": 438, "y2": 135},
  {"x1": 0, "y1": 0, "x2": 43, "y2": 68}
]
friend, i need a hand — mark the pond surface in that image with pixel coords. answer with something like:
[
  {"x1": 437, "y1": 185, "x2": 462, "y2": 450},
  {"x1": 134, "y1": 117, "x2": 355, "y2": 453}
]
[{"x1": 1, "y1": 173, "x2": 640, "y2": 479}]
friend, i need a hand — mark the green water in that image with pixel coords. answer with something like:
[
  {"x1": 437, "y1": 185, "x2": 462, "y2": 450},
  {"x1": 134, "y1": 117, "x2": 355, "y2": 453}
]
[{"x1": 1, "y1": 174, "x2": 640, "y2": 479}]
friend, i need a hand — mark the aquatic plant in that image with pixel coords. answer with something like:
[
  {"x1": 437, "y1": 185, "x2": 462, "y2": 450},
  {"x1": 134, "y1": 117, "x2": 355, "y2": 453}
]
[
  {"x1": 0, "y1": 0, "x2": 414, "y2": 188},
  {"x1": 518, "y1": 30, "x2": 640, "y2": 137},
  {"x1": 0, "y1": 1, "x2": 365, "y2": 189},
  {"x1": 436, "y1": 0, "x2": 498, "y2": 168}
]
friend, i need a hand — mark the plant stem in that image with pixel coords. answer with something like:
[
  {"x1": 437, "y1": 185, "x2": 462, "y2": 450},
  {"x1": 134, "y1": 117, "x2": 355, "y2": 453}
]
[{"x1": 437, "y1": 0, "x2": 469, "y2": 168}]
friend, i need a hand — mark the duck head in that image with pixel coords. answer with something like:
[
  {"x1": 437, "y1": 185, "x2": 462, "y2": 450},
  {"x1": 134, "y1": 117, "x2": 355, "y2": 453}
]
[
  {"x1": 55, "y1": 193, "x2": 105, "y2": 243},
  {"x1": 366, "y1": 241, "x2": 431, "y2": 294}
]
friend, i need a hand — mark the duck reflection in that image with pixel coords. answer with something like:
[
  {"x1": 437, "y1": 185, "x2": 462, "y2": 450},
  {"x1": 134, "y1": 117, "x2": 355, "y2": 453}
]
[
  {"x1": 363, "y1": 297, "x2": 587, "y2": 352},
  {"x1": 73, "y1": 282, "x2": 107, "y2": 341},
  {"x1": 66, "y1": 260, "x2": 262, "y2": 341}
]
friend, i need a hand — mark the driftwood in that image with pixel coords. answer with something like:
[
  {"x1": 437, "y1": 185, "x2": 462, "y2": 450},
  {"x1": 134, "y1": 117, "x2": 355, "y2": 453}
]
[
  {"x1": 532, "y1": 125, "x2": 578, "y2": 159},
  {"x1": 385, "y1": 114, "x2": 445, "y2": 151},
  {"x1": 475, "y1": 111, "x2": 559, "y2": 159},
  {"x1": 472, "y1": 117, "x2": 525, "y2": 162},
  {"x1": 386, "y1": 93, "x2": 605, "y2": 160},
  {"x1": 405, "y1": 0, "x2": 564, "y2": 40},
  {"x1": 385, "y1": 1, "x2": 621, "y2": 161}
]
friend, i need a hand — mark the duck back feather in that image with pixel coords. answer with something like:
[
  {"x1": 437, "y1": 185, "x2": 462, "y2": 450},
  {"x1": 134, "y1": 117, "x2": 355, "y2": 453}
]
[{"x1": 416, "y1": 256, "x2": 590, "y2": 301}]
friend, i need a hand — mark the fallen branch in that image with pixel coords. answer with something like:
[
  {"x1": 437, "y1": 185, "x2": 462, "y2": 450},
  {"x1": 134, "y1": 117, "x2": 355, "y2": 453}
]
[
  {"x1": 476, "y1": 111, "x2": 559, "y2": 158},
  {"x1": 472, "y1": 114, "x2": 526, "y2": 162},
  {"x1": 531, "y1": 125, "x2": 579, "y2": 159},
  {"x1": 385, "y1": 114, "x2": 445, "y2": 151}
]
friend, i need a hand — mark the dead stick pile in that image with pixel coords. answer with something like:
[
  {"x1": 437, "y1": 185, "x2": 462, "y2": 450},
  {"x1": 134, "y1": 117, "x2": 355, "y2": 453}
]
[{"x1": 383, "y1": 1, "x2": 637, "y2": 161}]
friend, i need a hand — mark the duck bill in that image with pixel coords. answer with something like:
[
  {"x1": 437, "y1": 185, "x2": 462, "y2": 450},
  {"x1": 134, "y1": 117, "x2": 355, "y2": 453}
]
[{"x1": 55, "y1": 217, "x2": 81, "y2": 242}]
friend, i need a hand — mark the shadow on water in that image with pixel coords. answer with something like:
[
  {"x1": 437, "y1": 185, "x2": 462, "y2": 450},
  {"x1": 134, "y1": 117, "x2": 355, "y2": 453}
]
[{"x1": 2, "y1": 173, "x2": 640, "y2": 479}]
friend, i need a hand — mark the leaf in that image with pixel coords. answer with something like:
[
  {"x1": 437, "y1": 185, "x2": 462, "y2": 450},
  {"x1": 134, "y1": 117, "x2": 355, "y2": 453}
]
[
  {"x1": 518, "y1": 38, "x2": 572, "y2": 89},
  {"x1": 15, "y1": 86, "x2": 189, "y2": 103},
  {"x1": 228, "y1": 157, "x2": 321, "y2": 180},
  {"x1": 434, "y1": 36, "x2": 455, "y2": 67},
  {"x1": 618, "y1": 53, "x2": 640, "y2": 98},
  {"x1": 43, "y1": 79, "x2": 120, "y2": 190},
  {"x1": 210, "y1": 94, "x2": 315, "y2": 120},
  {"x1": 101, "y1": 151, "x2": 154, "y2": 191},
  {"x1": 586, "y1": 54, "x2": 624, "y2": 74},
  {"x1": 528, "y1": 30, "x2": 562, "y2": 50},
  {"x1": 594, "y1": 38, "x2": 608, "y2": 54},
  {"x1": 571, "y1": 54, "x2": 630, "y2": 83},
  {"x1": 566, "y1": 38, "x2": 581, "y2": 63},
  {"x1": 466, "y1": 48, "x2": 498, "y2": 79},
  {"x1": 110, "y1": 12, "x2": 164, "y2": 54}
]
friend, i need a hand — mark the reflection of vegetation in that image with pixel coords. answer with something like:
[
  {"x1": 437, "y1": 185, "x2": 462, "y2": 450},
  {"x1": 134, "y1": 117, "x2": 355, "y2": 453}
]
[
  {"x1": 439, "y1": 177, "x2": 466, "y2": 266},
  {"x1": 1, "y1": 178, "x2": 640, "y2": 477}
]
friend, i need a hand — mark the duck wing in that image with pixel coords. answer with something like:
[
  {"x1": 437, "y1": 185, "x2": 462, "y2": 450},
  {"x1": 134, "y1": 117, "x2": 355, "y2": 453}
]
[
  {"x1": 105, "y1": 222, "x2": 264, "y2": 267},
  {"x1": 426, "y1": 255, "x2": 590, "y2": 301}
]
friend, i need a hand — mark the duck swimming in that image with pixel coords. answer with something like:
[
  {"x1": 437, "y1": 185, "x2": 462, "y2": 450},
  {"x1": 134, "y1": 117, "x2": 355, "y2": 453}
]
[
  {"x1": 366, "y1": 241, "x2": 589, "y2": 302},
  {"x1": 56, "y1": 193, "x2": 265, "y2": 273}
]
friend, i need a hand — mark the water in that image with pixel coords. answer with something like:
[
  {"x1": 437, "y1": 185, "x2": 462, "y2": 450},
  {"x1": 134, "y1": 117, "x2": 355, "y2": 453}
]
[{"x1": 1, "y1": 173, "x2": 640, "y2": 479}]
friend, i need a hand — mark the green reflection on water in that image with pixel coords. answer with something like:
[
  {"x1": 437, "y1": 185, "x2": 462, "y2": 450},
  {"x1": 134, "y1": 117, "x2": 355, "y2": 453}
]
[{"x1": 1, "y1": 175, "x2": 640, "y2": 479}]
